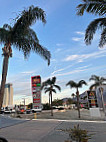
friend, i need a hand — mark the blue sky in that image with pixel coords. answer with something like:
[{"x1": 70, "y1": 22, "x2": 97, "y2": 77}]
[{"x1": 0, "y1": 0, "x2": 106, "y2": 105}]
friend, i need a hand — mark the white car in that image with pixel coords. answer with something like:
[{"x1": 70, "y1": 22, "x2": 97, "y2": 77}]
[{"x1": 32, "y1": 108, "x2": 42, "y2": 113}]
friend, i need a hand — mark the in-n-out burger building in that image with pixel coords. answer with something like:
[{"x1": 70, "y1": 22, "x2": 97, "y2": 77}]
[{"x1": 80, "y1": 85, "x2": 106, "y2": 108}]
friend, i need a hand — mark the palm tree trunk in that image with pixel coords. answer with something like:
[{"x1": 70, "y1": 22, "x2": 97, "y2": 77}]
[
  {"x1": 76, "y1": 89, "x2": 80, "y2": 118},
  {"x1": 100, "y1": 88, "x2": 106, "y2": 117},
  {"x1": 0, "y1": 55, "x2": 9, "y2": 110},
  {"x1": 50, "y1": 92, "x2": 53, "y2": 116},
  {"x1": 49, "y1": 93, "x2": 50, "y2": 107}
]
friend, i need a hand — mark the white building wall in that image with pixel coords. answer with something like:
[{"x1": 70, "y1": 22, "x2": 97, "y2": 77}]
[{"x1": 2, "y1": 84, "x2": 13, "y2": 108}]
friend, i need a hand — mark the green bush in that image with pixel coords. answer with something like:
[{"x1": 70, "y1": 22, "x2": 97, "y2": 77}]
[{"x1": 43, "y1": 103, "x2": 50, "y2": 110}]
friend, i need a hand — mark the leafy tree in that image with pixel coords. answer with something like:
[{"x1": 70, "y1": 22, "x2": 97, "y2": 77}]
[
  {"x1": 66, "y1": 80, "x2": 87, "y2": 118},
  {"x1": 71, "y1": 93, "x2": 76, "y2": 99},
  {"x1": 0, "y1": 5, "x2": 51, "y2": 110},
  {"x1": 42, "y1": 103, "x2": 50, "y2": 110},
  {"x1": 52, "y1": 99, "x2": 63, "y2": 106},
  {"x1": 67, "y1": 98, "x2": 73, "y2": 105},
  {"x1": 41, "y1": 77, "x2": 61, "y2": 116},
  {"x1": 27, "y1": 103, "x2": 33, "y2": 109},
  {"x1": 89, "y1": 75, "x2": 106, "y2": 115},
  {"x1": 77, "y1": 0, "x2": 106, "y2": 47}
]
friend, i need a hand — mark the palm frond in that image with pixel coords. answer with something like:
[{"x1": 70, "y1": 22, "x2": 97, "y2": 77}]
[
  {"x1": 85, "y1": 18, "x2": 106, "y2": 46},
  {"x1": 0, "y1": 28, "x2": 10, "y2": 44},
  {"x1": 44, "y1": 87, "x2": 49, "y2": 90},
  {"x1": 54, "y1": 85, "x2": 61, "y2": 91},
  {"x1": 12, "y1": 28, "x2": 51, "y2": 64},
  {"x1": 27, "y1": 28, "x2": 39, "y2": 43},
  {"x1": 41, "y1": 79, "x2": 51, "y2": 89},
  {"x1": 66, "y1": 81, "x2": 78, "y2": 88},
  {"x1": 3, "y1": 24, "x2": 12, "y2": 31},
  {"x1": 89, "y1": 75, "x2": 100, "y2": 81},
  {"x1": 77, "y1": 0, "x2": 106, "y2": 16},
  {"x1": 78, "y1": 80, "x2": 87, "y2": 87},
  {"x1": 99, "y1": 28, "x2": 106, "y2": 47},
  {"x1": 101, "y1": 77, "x2": 106, "y2": 82},
  {"x1": 51, "y1": 89, "x2": 56, "y2": 94},
  {"x1": 45, "y1": 88, "x2": 50, "y2": 94},
  {"x1": 12, "y1": 5, "x2": 46, "y2": 37},
  {"x1": 89, "y1": 83, "x2": 99, "y2": 90},
  {"x1": 51, "y1": 77, "x2": 56, "y2": 84}
]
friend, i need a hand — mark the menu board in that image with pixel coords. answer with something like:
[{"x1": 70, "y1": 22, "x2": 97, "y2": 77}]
[{"x1": 87, "y1": 91, "x2": 98, "y2": 108}]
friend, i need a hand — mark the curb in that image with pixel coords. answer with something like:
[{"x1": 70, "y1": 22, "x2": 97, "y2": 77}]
[{"x1": 32, "y1": 119, "x2": 106, "y2": 123}]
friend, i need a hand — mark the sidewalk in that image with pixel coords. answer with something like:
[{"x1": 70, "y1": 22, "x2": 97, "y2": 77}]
[{"x1": 11, "y1": 109, "x2": 106, "y2": 121}]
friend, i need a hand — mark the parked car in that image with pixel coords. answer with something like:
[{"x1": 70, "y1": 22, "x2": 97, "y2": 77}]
[
  {"x1": 4, "y1": 109, "x2": 11, "y2": 114},
  {"x1": 26, "y1": 109, "x2": 32, "y2": 114},
  {"x1": 32, "y1": 108, "x2": 42, "y2": 113},
  {"x1": 0, "y1": 109, "x2": 4, "y2": 114},
  {"x1": 11, "y1": 109, "x2": 16, "y2": 113},
  {"x1": 20, "y1": 108, "x2": 25, "y2": 114}
]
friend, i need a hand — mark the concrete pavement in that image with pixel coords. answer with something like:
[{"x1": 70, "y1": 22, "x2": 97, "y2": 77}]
[
  {"x1": 0, "y1": 116, "x2": 106, "y2": 142},
  {"x1": 0, "y1": 118, "x2": 61, "y2": 142}
]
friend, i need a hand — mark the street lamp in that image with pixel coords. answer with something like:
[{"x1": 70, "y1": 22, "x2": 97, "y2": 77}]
[{"x1": 22, "y1": 98, "x2": 26, "y2": 110}]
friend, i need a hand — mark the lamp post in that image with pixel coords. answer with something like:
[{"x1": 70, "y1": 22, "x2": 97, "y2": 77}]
[{"x1": 22, "y1": 98, "x2": 26, "y2": 110}]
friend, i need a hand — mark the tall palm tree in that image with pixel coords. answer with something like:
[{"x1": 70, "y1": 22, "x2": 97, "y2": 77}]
[
  {"x1": 77, "y1": 0, "x2": 106, "y2": 47},
  {"x1": 89, "y1": 75, "x2": 106, "y2": 116},
  {"x1": 41, "y1": 77, "x2": 61, "y2": 116},
  {"x1": 66, "y1": 80, "x2": 87, "y2": 118},
  {"x1": 0, "y1": 5, "x2": 51, "y2": 110}
]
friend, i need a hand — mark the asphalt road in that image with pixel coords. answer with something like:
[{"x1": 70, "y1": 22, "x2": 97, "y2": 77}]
[
  {"x1": 0, "y1": 115, "x2": 28, "y2": 129},
  {"x1": 0, "y1": 115, "x2": 106, "y2": 142}
]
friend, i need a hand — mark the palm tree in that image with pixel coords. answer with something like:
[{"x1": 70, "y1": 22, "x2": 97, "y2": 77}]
[
  {"x1": 41, "y1": 77, "x2": 61, "y2": 116},
  {"x1": 77, "y1": 0, "x2": 106, "y2": 47},
  {"x1": 66, "y1": 80, "x2": 87, "y2": 118},
  {"x1": 89, "y1": 75, "x2": 106, "y2": 116},
  {"x1": 0, "y1": 5, "x2": 51, "y2": 110}
]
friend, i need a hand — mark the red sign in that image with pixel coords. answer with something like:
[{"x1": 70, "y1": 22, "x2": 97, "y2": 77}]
[{"x1": 31, "y1": 76, "x2": 41, "y2": 109}]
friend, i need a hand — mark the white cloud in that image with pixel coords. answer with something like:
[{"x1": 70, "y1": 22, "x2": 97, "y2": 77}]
[
  {"x1": 21, "y1": 71, "x2": 35, "y2": 75},
  {"x1": 51, "y1": 64, "x2": 74, "y2": 75},
  {"x1": 65, "y1": 55, "x2": 79, "y2": 61},
  {"x1": 75, "y1": 31, "x2": 85, "y2": 35},
  {"x1": 54, "y1": 69, "x2": 88, "y2": 77},
  {"x1": 64, "y1": 50, "x2": 106, "y2": 62},
  {"x1": 72, "y1": 37, "x2": 83, "y2": 42}
]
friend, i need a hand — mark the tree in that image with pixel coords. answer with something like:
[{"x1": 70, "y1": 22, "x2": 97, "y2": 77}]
[
  {"x1": 67, "y1": 98, "x2": 73, "y2": 105},
  {"x1": 27, "y1": 103, "x2": 33, "y2": 109},
  {"x1": 52, "y1": 99, "x2": 63, "y2": 106},
  {"x1": 0, "y1": 5, "x2": 51, "y2": 110},
  {"x1": 71, "y1": 93, "x2": 75, "y2": 99},
  {"x1": 66, "y1": 80, "x2": 87, "y2": 118},
  {"x1": 89, "y1": 75, "x2": 106, "y2": 116},
  {"x1": 77, "y1": 0, "x2": 106, "y2": 47},
  {"x1": 41, "y1": 77, "x2": 61, "y2": 116}
]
